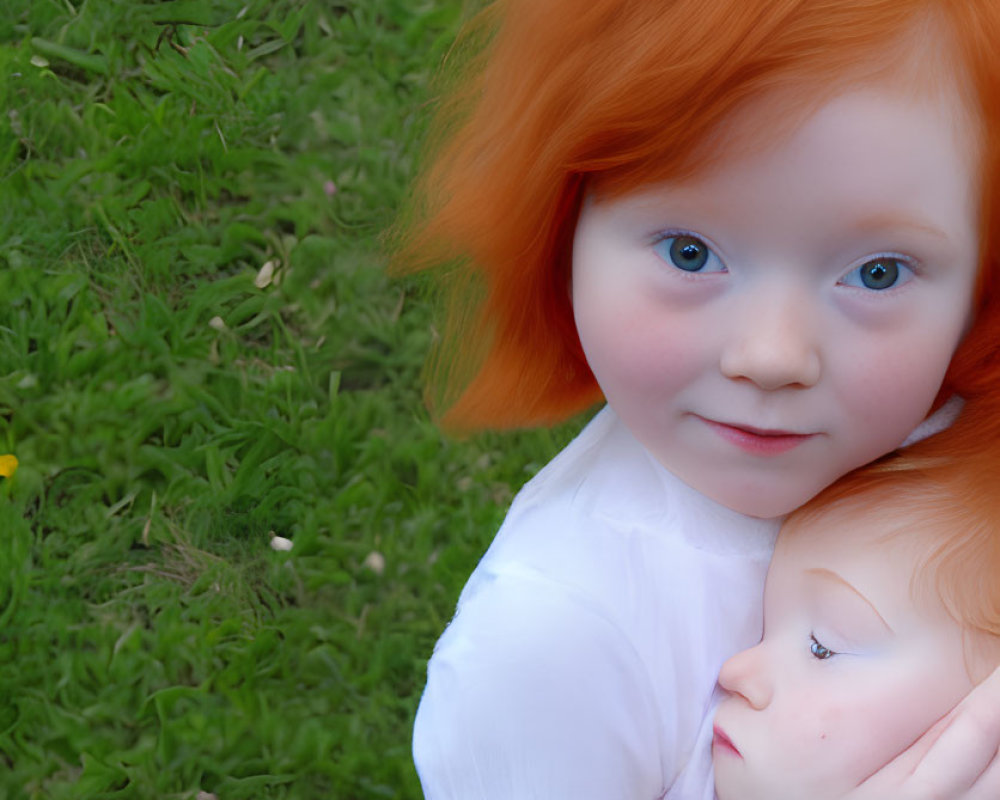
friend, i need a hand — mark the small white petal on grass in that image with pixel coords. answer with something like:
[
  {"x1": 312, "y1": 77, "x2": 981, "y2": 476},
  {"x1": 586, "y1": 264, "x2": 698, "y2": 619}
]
[
  {"x1": 8, "y1": 111, "x2": 23, "y2": 138},
  {"x1": 323, "y1": 180, "x2": 337, "y2": 197},
  {"x1": 17, "y1": 374, "x2": 37, "y2": 389},
  {"x1": 208, "y1": 316, "x2": 227, "y2": 331},
  {"x1": 269, "y1": 531, "x2": 294, "y2": 551},
  {"x1": 255, "y1": 259, "x2": 278, "y2": 289},
  {"x1": 196, "y1": 792, "x2": 219, "y2": 800},
  {"x1": 30, "y1": 55, "x2": 49, "y2": 68},
  {"x1": 363, "y1": 551, "x2": 385, "y2": 575}
]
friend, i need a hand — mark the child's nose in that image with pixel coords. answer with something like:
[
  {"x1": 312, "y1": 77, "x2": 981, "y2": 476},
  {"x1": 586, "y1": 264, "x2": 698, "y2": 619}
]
[
  {"x1": 718, "y1": 643, "x2": 773, "y2": 710},
  {"x1": 719, "y1": 288, "x2": 821, "y2": 390}
]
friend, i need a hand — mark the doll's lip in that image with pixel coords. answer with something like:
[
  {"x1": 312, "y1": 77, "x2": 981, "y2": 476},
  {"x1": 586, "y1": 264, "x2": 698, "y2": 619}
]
[
  {"x1": 713, "y1": 724, "x2": 742, "y2": 758},
  {"x1": 699, "y1": 417, "x2": 816, "y2": 455}
]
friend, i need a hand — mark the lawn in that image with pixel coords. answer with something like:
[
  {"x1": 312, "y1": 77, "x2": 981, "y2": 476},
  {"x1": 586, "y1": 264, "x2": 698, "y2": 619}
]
[{"x1": 0, "y1": 2, "x2": 585, "y2": 797}]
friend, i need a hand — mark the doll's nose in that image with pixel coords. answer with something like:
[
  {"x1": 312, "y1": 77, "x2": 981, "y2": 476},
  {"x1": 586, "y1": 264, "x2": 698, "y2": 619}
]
[
  {"x1": 720, "y1": 289, "x2": 821, "y2": 390},
  {"x1": 718, "y1": 643, "x2": 772, "y2": 710}
]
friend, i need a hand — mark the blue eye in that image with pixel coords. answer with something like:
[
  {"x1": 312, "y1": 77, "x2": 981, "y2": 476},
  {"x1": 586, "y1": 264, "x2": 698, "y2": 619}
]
[
  {"x1": 810, "y1": 634, "x2": 836, "y2": 660},
  {"x1": 654, "y1": 235, "x2": 726, "y2": 274},
  {"x1": 840, "y1": 256, "x2": 913, "y2": 290}
]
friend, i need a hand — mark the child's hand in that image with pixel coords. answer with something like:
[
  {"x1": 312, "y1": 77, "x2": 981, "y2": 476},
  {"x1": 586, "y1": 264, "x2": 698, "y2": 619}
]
[{"x1": 847, "y1": 665, "x2": 1000, "y2": 799}]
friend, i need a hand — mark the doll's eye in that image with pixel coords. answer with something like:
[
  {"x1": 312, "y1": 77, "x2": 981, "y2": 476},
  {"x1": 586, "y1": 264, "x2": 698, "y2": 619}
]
[
  {"x1": 809, "y1": 634, "x2": 837, "y2": 661},
  {"x1": 654, "y1": 235, "x2": 726, "y2": 274},
  {"x1": 839, "y1": 256, "x2": 913, "y2": 291}
]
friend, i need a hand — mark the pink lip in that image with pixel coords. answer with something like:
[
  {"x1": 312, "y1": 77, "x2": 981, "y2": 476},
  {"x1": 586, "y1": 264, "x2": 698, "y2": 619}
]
[
  {"x1": 713, "y1": 724, "x2": 742, "y2": 758},
  {"x1": 700, "y1": 417, "x2": 815, "y2": 456}
]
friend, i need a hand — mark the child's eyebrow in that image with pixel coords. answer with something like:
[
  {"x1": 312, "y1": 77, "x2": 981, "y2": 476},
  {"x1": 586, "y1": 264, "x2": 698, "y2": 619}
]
[
  {"x1": 852, "y1": 212, "x2": 950, "y2": 243},
  {"x1": 805, "y1": 567, "x2": 894, "y2": 634}
]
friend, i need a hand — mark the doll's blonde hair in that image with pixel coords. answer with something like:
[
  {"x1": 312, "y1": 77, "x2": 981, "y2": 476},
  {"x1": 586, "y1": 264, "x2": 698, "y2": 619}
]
[{"x1": 394, "y1": 0, "x2": 1000, "y2": 430}]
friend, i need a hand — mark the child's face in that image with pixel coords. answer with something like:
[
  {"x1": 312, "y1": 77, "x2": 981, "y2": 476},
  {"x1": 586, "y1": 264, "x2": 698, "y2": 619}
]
[
  {"x1": 571, "y1": 80, "x2": 979, "y2": 518},
  {"x1": 711, "y1": 504, "x2": 975, "y2": 800}
]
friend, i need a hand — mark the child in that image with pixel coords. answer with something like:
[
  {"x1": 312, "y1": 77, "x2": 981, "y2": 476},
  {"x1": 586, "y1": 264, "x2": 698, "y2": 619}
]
[
  {"x1": 713, "y1": 408, "x2": 1000, "y2": 800},
  {"x1": 396, "y1": 0, "x2": 1000, "y2": 796}
]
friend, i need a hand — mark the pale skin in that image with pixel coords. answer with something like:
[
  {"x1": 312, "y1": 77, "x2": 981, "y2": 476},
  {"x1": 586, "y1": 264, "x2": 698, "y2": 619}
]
[
  {"x1": 572, "y1": 82, "x2": 979, "y2": 519},
  {"x1": 569, "y1": 37, "x2": 1000, "y2": 798},
  {"x1": 713, "y1": 501, "x2": 998, "y2": 800}
]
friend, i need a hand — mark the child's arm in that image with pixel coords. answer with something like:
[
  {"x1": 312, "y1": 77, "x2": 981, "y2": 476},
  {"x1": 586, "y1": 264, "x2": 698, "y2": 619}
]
[
  {"x1": 413, "y1": 570, "x2": 666, "y2": 799},
  {"x1": 847, "y1": 665, "x2": 1000, "y2": 799}
]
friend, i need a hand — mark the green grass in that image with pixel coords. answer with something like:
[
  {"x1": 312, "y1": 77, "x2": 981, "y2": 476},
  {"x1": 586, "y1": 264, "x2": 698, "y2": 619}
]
[{"x1": 0, "y1": 2, "x2": 587, "y2": 797}]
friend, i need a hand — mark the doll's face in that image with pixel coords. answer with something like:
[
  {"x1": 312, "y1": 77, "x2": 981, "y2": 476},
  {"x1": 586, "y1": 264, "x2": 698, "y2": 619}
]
[
  {"x1": 571, "y1": 80, "x2": 980, "y2": 517},
  {"x1": 712, "y1": 503, "x2": 976, "y2": 800}
]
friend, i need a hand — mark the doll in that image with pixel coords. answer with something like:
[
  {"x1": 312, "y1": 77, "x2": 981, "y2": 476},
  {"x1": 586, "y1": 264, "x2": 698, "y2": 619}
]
[
  {"x1": 395, "y1": 0, "x2": 1000, "y2": 797},
  {"x1": 712, "y1": 400, "x2": 1000, "y2": 800}
]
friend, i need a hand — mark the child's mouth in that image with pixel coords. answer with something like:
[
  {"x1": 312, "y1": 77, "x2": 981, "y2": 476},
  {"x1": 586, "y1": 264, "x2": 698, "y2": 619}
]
[{"x1": 700, "y1": 417, "x2": 816, "y2": 456}]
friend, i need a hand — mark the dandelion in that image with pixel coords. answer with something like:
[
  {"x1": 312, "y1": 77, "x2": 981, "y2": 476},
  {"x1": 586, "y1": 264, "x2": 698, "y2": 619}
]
[{"x1": 0, "y1": 455, "x2": 17, "y2": 479}]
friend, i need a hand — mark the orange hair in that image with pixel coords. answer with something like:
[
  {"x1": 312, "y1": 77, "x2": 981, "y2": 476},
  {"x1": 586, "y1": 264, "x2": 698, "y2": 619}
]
[
  {"x1": 787, "y1": 394, "x2": 1000, "y2": 664},
  {"x1": 393, "y1": 0, "x2": 1000, "y2": 430}
]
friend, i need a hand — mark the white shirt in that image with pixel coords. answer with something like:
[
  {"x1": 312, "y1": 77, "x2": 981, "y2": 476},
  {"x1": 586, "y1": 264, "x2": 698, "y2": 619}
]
[
  {"x1": 413, "y1": 406, "x2": 779, "y2": 799},
  {"x1": 412, "y1": 399, "x2": 962, "y2": 799}
]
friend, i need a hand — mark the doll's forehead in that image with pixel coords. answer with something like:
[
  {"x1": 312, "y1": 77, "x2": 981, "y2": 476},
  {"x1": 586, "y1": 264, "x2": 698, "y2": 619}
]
[
  {"x1": 779, "y1": 492, "x2": 965, "y2": 615},
  {"x1": 778, "y1": 499, "x2": 919, "y2": 585}
]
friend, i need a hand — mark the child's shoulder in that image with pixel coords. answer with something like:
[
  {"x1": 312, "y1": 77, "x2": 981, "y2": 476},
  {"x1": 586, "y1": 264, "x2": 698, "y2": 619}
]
[
  {"x1": 511, "y1": 405, "x2": 671, "y2": 520},
  {"x1": 469, "y1": 407, "x2": 777, "y2": 602},
  {"x1": 504, "y1": 406, "x2": 775, "y2": 551}
]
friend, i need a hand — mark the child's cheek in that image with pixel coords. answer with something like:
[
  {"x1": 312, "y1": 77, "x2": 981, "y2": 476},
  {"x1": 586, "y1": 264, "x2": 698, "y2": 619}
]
[
  {"x1": 578, "y1": 299, "x2": 707, "y2": 407},
  {"x1": 828, "y1": 320, "x2": 962, "y2": 443}
]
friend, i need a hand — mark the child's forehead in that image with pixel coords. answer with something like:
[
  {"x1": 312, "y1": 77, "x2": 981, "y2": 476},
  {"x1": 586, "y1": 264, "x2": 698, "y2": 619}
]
[
  {"x1": 592, "y1": 9, "x2": 979, "y2": 201},
  {"x1": 682, "y1": 70, "x2": 975, "y2": 193}
]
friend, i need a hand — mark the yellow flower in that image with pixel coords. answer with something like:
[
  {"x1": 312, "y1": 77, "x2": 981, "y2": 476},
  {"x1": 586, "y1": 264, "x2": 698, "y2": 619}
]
[{"x1": 0, "y1": 455, "x2": 18, "y2": 479}]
